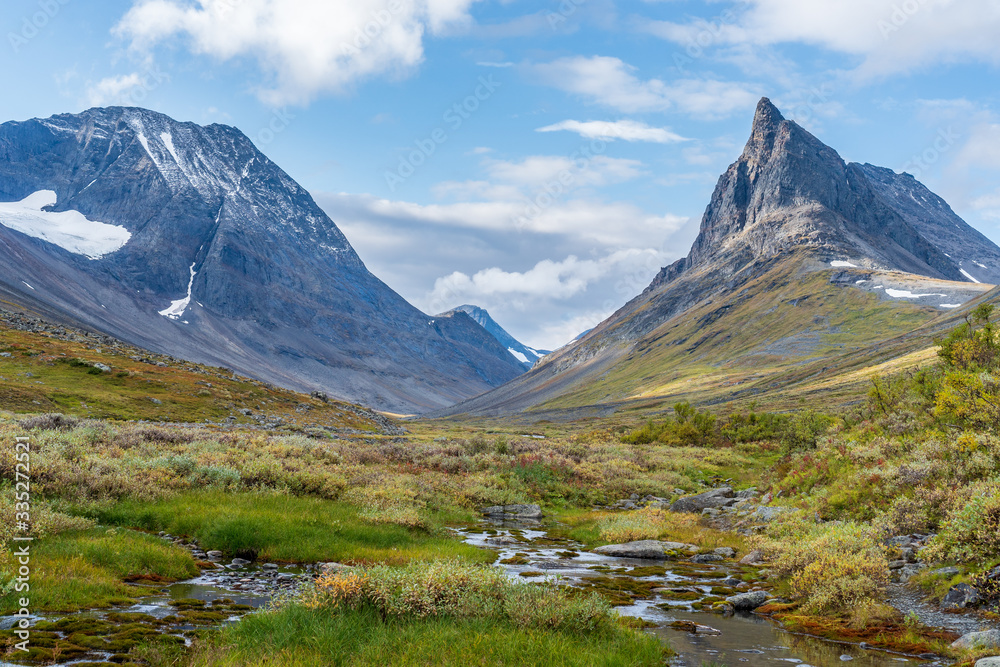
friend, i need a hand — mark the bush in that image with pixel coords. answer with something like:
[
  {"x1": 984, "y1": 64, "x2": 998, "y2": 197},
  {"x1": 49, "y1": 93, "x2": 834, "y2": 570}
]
[
  {"x1": 18, "y1": 413, "x2": 79, "y2": 431},
  {"x1": 304, "y1": 559, "x2": 619, "y2": 634},
  {"x1": 922, "y1": 480, "x2": 1000, "y2": 565}
]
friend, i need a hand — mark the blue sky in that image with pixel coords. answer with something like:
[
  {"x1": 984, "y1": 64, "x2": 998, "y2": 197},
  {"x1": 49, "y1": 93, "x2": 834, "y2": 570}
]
[{"x1": 4, "y1": 0, "x2": 1000, "y2": 349}]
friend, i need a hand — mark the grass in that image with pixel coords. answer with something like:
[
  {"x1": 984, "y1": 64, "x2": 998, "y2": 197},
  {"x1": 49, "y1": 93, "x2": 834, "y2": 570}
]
[
  {"x1": 0, "y1": 312, "x2": 383, "y2": 431},
  {"x1": 182, "y1": 603, "x2": 666, "y2": 667},
  {"x1": 0, "y1": 528, "x2": 198, "y2": 614},
  {"x1": 548, "y1": 508, "x2": 747, "y2": 553},
  {"x1": 78, "y1": 490, "x2": 493, "y2": 565}
]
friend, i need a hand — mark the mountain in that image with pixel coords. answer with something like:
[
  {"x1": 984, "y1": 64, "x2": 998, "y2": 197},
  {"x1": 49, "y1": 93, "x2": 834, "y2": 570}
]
[
  {"x1": 435, "y1": 98, "x2": 999, "y2": 418},
  {"x1": 438, "y1": 305, "x2": 549, "y2": 369},
  {"x1": 0, "y1": 107, "x2": 525, "y2": 414}
]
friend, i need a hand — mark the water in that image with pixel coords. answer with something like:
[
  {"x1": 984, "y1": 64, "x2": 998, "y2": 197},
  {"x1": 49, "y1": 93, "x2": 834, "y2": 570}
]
[{"x1": 456, "y1": 520, "x2": 948, "y2": 667}]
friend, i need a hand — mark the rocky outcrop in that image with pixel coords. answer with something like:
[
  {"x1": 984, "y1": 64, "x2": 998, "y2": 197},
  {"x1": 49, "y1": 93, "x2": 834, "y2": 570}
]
[{"x1": 725, "y1": 590, "x2": 770, "y2": 611}]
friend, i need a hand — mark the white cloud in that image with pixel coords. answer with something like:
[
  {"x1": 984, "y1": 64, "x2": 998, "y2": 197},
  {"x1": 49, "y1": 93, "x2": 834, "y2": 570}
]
[
  {"x1": 532, "y1": 56, "x2": 759, "y2": 118},
  {"x1": 639, "y1": 0, "x2": 1000, "y2": 79},
  {"x1": 115, "y1": 0, "x2": 479, "y2": 105},
  {"x1": 484, "y1": 154, "x2": 645, "y2": 188},
  {"x1": 85, "y1": 73, "x2": 145, "y2": 107},
  {"x1": 429, "y1": 249, "x2": 662, "y2": 302},
  {"x1": 325, "y1": 192, "x2": 686, "y2": 247},
  {"x1": 536, "y1": 119, "x2": 689, "y2": 143}
]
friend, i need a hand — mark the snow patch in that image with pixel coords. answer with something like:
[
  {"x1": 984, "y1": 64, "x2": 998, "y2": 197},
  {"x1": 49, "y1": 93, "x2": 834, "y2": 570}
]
[
  {"x1": 940, "y1": 303, "x2": 961, "y2": 309},
  {"x1": 159, "y1": 263, "x2": 197, "y2": 320},
  {"x1": 160, "y1": 132, "x2": 181, "y2": 164},
  {"x1": 135, "y1": 132, "x2": 151, "y2": 156},
  {"x1": 0, "y1": 190, "x2": 131, "y2": 259},
  {"x1": 830, "y1": 260, "x2": 858, "y2": 268},
  {"x1": 855, "y1": 279, "x2": 868, "y2": 284},
  {"x1": 21, "y1": 281, "x2": 34, "y2": 290},
  {"x1": 960, "y1": 269, "x2": 982, "y2": 284},
  {"x1": 884, "y1": 289, "x2": 946, "y2": 299},
  {"x1": 508, "y1": 348, "x2": 529, "y2": 364},
  {"x1": 974, "y1": 261, "x2": 988, "y2": 269}
]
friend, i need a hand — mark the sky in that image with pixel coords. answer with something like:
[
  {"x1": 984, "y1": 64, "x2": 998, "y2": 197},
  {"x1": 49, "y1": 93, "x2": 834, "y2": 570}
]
[{"x1": 3, "y1": 0, "x2": 1000, "y2": 350}]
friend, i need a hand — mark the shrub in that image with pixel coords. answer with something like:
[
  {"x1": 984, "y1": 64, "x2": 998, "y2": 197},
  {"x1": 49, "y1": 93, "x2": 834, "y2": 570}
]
[
  {"x1": 304, "y1": 559, "x2": 619, "y2": 634},
  {"x1": 922, "y1": 479, "x2": 1000, "y2": 565},
  {"x1": 18, "y1": 413, "x2": 79, "y2": 431}
]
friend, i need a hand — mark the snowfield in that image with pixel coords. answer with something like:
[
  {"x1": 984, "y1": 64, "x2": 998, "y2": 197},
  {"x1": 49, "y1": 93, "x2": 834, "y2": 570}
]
[{"x1": 0, "y1": 190, "x2": 131, "y2": 259}]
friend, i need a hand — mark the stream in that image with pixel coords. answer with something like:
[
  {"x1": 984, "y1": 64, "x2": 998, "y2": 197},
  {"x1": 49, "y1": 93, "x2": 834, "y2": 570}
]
[
  {"x1": 0, "y1": 521, "x2": 970, "y2": 667},
  {"x1": 457, "y1": 518, "x2": 952, "y2": 667}
]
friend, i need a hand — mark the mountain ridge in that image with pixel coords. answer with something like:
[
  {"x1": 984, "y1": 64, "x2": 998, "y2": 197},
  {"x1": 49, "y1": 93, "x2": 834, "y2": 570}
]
[
  {"x1": 438, "y1": 304, "x2": 550, "y2": 369},
  {"x1": 433, "y1": 97, "x2": 999, "y2": 419},
  {"x1": 0, "y1": 106, "x2": 525, "y2": 414}
]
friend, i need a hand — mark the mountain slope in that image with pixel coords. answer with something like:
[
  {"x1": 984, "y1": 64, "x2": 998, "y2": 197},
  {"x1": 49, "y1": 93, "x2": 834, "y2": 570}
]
[
  {"x1": 435, "y1": 98, "x2": 999, "y2": 419},
  {"x1": 438, "y1": 305, "x2": 550, "y2": 369},
  {"x1": 0, "y1": 107, "x2": 524, "y2": 414}
]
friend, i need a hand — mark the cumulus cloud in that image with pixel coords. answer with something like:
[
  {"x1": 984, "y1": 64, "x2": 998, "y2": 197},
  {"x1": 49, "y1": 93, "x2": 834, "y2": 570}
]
[
  {"x1": 536, "y1": 119, "x2": 690, "y2": 143},
  {"x1": 115, "y1": 0, "x2": 478, "y2": 105},
  {"x1": 532, "y1": 56, "x2": 760, "y2": 118},
  {"x1": 639, "y1": 0, "x2": 1000, "y2": 79},
  {"x1": 85, "y1": 73, "x2": 145, "y2": 107}
]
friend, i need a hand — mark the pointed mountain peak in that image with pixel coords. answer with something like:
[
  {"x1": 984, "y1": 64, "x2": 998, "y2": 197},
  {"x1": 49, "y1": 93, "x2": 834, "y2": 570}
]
[{"x1": 753, "y1": 97, "x2": 784, "y2": 130}]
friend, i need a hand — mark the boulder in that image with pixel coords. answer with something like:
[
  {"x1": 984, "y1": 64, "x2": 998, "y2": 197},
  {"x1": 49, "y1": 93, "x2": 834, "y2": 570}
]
[
  {"x1": 480, "y1": 504, "x2": 543, "y2": 519},
  {"x1": 974, "y1": 658, "x2": 1000, "y2": 667},
  {"x1": 739, "y1": 549, "x2": 766, "y2": 565},
  {"x1": 593, "y1": 540, "x2": 697, "y2": 560},
  {"x1": 952, "y1": 630, "x2": 1000, "y2": 651},
  {"x1": 670, "y1": 487, "x2": 735, "y2": 513},
  {"x1": 752, "y1": 506, "x2": 795, "y2": 523},
  {"x1": 931, "y1": 566, "x2": 960, "y2": 578},
  {"x1": 735, "y1": 487, "x2": 758, "y2": 499},
  {"x1": 941, "y1": 583, "x2": 980, "y2": 610},
  {"x1": 713, "y1": 547, "x2": 737, "y2": 559},
  {"x1": 691, "y1": 553, "x2": 724, "y2": 564},
  {"x1": 726, "y1": 590, "x2": 769, "y2": 611},
  {"x1": 318, "y1": 562, "x2": 354, "y2": 575}
]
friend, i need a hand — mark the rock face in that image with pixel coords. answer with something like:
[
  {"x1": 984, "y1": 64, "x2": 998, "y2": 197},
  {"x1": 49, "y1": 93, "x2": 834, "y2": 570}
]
[
  {"x1": 592, "y1": 540, "x2": 697, "y2": 559},
  {"x1": 0, "y1": 107, "x2": 525, "y2": 413},
  {"x1": 440, "y1": 305, "x2": 550, "y2": 370},
  {"x1": 435, "y1": 97, "x2": 1000, "y2": 419},
  {"x1": 941, "y1": 583, "x2": 980, "y2": 610}
]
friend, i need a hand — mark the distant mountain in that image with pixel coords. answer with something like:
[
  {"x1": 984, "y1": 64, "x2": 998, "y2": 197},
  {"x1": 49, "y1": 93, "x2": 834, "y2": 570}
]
[
  {"x1": 0, "y1": 107, "x2": 525, "y2": 414},
  {"x1": 438, "y1": 305, "x2": 549, "y2": 369},
  {"x1": 434, "y1": 98, "x2": 999, "y2": 418}
]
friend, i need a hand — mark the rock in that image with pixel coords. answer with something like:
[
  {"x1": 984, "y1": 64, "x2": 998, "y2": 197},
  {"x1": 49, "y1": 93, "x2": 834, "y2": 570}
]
[
  {"x1": 840, "y1": 655, "x2": 853, "y2": 661},
  {"x1": 900, "y1": 547, "x2": 916, "y2": 563},
  {"x1": 262, "y1": 563, "x2": 278, "y2": 570},
  {"x1": 593, "y1": 540, "x2": 697, "y2": 560},
  {"x1": 691, "y1": 553, "x2": 724, "y2": 563},
  {"x1": 726, "y1": 590, "x2": 769, "y2": 611},
  {"x1": 149, "y1": 397, "x2": 163, "y2": 405},
  {"x1": 0, "y1": 352, "x2": 11, "y2": 357},
  {"x1": 723, "y1": 577, "x2": 744, "y2": 586},
  {"x1": 974, "y1": 658, "x2": 1000, "y2": 667},
  {"x1": 485, "y1": 536, "x2": 522, "y2": 546},
  {"x1": 739, "y1": 549, "x2": 766, "y2": 565},
  {"x1": 760, "y1": 492, "x2": 773, "y2": 505},
  {"x1": 670, "y1": 487, "x2": 735, "y2": 513},
  {"x1": 311, "y1": 390, "x2": 329, "y2": 402},
  {"x1": 888, "y1": 560, "x2": 906, "y2": 570},
  {"x1": 93, "y1": 362, "x2": 111, "y2": 372},
  {"x1": 932, "y1": 566, "x2": 960, "y2": 578},
  {"x1": 735, "y1": 487, "x2": 758, "y2": 499},
  {"x1": 480, "y1": 504, "x2": 543, "y2": 519},
  {"x1": 952, "y1": 630, "x2": 1000, "y2": 651},
  {"x1": 713, "y1": 547, "x2": 737, "y2": 559},
  {"x1": 702, "y1": 508, "x2": 722, "y2": 517},
  {"x1": 752, "y1": 506, "x2": 795, "y2": 523},
  {"x1": 206, "y1": 550, "x2": 223, "y2": 560},
  {"x1": 941, "y1": 583, "x2": 980, "y2": 610},
  {"x1": 899, "y1": 564, "x2": 923, "y2": 583},
  {"x1": 230, "y1": 557, "x2": 252, "y2": 567},
  {"x1": 318, "y1": 562, "x2": 354, "y2": 575}
]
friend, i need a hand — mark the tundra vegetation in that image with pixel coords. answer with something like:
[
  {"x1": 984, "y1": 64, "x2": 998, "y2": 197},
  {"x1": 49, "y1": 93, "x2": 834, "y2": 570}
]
[{"x1": 0, "y1": 305, "x2": 998, "y2": 665}]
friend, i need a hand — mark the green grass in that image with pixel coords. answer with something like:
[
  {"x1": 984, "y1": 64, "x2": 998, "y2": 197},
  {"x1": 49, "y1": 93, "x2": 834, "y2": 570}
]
[
  {"x1": 0, "y1": 528, "x2": 198, "y2": 614},
  {"x1": 79, "y1": 490, "x2": 494, "y2": 565},
  {"x1": 183, "y1": 603, "x2": 667, "y2": 667}
]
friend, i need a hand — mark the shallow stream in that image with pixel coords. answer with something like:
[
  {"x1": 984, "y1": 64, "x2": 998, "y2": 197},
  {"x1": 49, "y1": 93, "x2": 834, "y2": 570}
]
[{"x1": 457, "y1": 518, "x2": 950, "y2": 667}]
